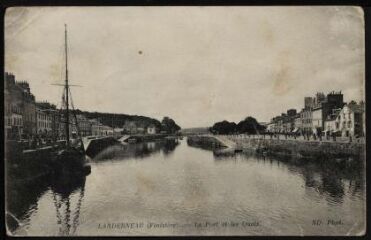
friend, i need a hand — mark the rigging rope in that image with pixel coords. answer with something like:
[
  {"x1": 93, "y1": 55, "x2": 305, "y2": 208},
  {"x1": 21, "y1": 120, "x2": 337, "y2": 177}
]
[{"x1": 68, "y1": 87, "x2": 84, "y2": 150}]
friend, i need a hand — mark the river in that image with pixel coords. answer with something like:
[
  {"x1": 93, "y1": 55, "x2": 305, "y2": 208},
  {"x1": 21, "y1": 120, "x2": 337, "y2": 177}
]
[{"x1": 6, "y1": 138, "x2": 365, "y2": 236}]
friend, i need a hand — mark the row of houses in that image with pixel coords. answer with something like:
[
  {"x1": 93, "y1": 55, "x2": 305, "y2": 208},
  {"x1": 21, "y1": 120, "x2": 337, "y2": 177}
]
[
  {"x1": 5, "y1": 72, "x2": 160, "y2": 140},
  {"x1": 4, "y1": 72, "x2": 115, "y2": 139},
  {"x1": 266, "y1": 91, "x2": 365, "y2": 138},
  {"x1": 5, "y1": 72, "x2": 38, "y2": 139},
  {"x1": 121, "y1": 121, "x2": 158, "y2": 135}
]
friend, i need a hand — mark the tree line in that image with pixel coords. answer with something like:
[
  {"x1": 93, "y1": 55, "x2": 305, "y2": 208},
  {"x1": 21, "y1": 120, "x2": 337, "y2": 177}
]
[{"x1": 209, "y1": 116, "x2": 266, "y2": 135}]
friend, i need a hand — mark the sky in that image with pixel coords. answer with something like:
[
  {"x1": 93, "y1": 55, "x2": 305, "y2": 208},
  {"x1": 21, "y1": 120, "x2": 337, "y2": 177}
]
[{"x1": 5, "y1": 7, "x2": 365, "y2": 128}]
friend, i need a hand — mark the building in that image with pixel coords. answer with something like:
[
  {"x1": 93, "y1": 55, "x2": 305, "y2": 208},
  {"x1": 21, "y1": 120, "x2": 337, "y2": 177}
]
[
  {"x1": 5, "y1": 84, "x2": 23, "y2": 139},
  {"x1": 311, "y1": 107, "x2": 323, "y2": 133},
  {"x1": 5, "y1": 72, "x2": 36, "y2": 139},
  {"x1": 90, "y1": 119, "x2": 103, "y2": 136},
  {"x1": 61, "y1": 114, "x2": 93, "y2": 137},
  {"x1": 268, "y1": 115, "x2": 283, "y2": 133},
  {"x1": 101, "y1": 125, "x2": 113, "y2": 136},
  {"x1": 36, "y1": 101, "x2": 60, "y2": 138},
  {"x1": 113, "y1": 127, "x2": 124, "y2": 137},
  {"x1": 75, "y1": 114, "x2": 92, "y2": 136},
  {"x1": 266, "y1": 121, "x2": 276, "y2": 133},
  {"x1": 89, "y1": 118, "x2": 113, "y2": 136},
  {"x1": 5, "y1": 105, "x2": 23, "y2": 139},
  {"x1": 336, "y1": 102, "x2": 365, "y2": 137},
  {"x1": 301, "y1": 108, "x2": 312, "y2": 134},
  {"x1": 36, "y1": 101, "x2": 60, "y2": 140},
  {"x1": 17, "y1": 81, "x2": 37, "y2": 136},
  {"x1": 146, "y1": 124, "x2": 157, "y2": 134},
  {"x1": 282, "y1": 117, "x2": 292, "y2": 133},
  {"x1": 304, "y1": 97, "x2": 314, "y2": 109},
  {"x1": 300, "y1": 91, "x2": 344, "y2": 135},
  {"x1": 287, "y1": 109, "x2": 297, "y2": 117},
  {"x1": 314, "y1": 92, "x2": 326, "y2": 108},
  {"x1": 324, "y1": 117, "x2": 338, "y2": 136},
  {"x1": 269, "y1": 109, "x2": 297, "y2": 134},
  {"x1": 284, "y1": 109, "x2": 297, "y2": 133},
  {"x1": 7, "y1": 73, "x2": 37, "y2": 136},
  {"x1": 302, "y1": 92, "x2": 327, "y2": 134},
  {"x1": 36, "y1": 106, "x2": 53, "y2": 136},
  {"x1": 293, "y1": 113, "x2": 302, "y2": 133},
  {"x1": 324, "y1": 108, "x2": 341, "y2": 136}
]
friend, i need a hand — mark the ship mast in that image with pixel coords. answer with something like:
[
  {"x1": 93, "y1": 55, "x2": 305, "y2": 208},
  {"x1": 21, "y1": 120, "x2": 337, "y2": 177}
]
[{"x1": 64, "y1": 24, "x2": 70, "y2": 147}]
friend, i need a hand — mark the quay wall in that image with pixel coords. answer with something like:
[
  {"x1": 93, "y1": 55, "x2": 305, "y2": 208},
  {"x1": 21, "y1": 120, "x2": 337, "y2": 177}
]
[
  {"x1": 6, "y1": 141, "x2": 55, "y2": 180},
  {"x1": 188, "y1": 135, "x2": 365, "y2": 159},
  {"x1": 186, "y1": 135, "x2": 226, "y2": 150}
]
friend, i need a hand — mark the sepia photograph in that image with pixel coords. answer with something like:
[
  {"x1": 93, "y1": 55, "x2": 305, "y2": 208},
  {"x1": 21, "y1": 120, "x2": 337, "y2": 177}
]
[{"x1": 4, "y1": 6, "x2": 366, "y2": 236}]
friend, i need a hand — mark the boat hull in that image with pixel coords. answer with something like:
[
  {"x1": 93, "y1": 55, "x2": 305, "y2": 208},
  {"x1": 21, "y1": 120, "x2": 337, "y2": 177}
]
[{"x1": 51, "y1": 147, "x2": 90, "y2": 175}]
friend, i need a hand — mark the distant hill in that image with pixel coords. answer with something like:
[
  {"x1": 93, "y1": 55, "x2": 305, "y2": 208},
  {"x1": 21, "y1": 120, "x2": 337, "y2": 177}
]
[{"x1": 72, "y1": 109, "x2": 162, "y2": 129}]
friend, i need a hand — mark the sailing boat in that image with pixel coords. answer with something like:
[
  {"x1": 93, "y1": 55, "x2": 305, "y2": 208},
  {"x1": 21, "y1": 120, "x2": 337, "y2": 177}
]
[{"x1": 52, "y1": 24, "x2": 90, "y2": 175}]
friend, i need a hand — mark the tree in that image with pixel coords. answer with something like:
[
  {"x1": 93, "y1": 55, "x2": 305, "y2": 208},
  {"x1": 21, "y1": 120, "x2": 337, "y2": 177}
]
[
  {"x1": 237, "y1": 116, "x2": 266, "y2": 134},
  {"x1": 161, "y1": 117, "x2": 181, "y2": 134},
  {"x1": 210, "y1": 120, "x2": 237, "y2": 135}
]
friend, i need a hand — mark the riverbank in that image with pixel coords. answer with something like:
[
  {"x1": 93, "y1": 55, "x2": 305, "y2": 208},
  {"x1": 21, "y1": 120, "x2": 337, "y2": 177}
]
[{"x1": 187, "y1": 134, "x2": 365, "y2": 161}]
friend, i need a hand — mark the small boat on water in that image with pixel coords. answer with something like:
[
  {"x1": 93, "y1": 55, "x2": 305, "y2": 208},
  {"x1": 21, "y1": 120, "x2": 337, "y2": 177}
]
[{"x1": 51, "y1": 25, "x2": 90, "y2": 175}]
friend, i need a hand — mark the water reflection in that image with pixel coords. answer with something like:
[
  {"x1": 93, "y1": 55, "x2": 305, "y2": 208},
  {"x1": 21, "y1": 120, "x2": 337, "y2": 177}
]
[
  {"x1": 162, "y1": 139, "x2": 180, "y2": 155},
  {"x1": 257, "y1": 153, "x2": 362, "y2": 204},
  {"x1": 6, "y1": 174, "x2": 50, "y2": 233},
  {"x1": 50, "y1": 174, "x2": 86, "y2": 236},
  {"x1": 188, "y1": 140, "x2": 364, "y2": 206},
  {"x1": 93, "y1": 139, "x2": 180, "y2": 161},
  {"x1": 6, "y1": 172, "x2": 88, "y2": 236}
]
